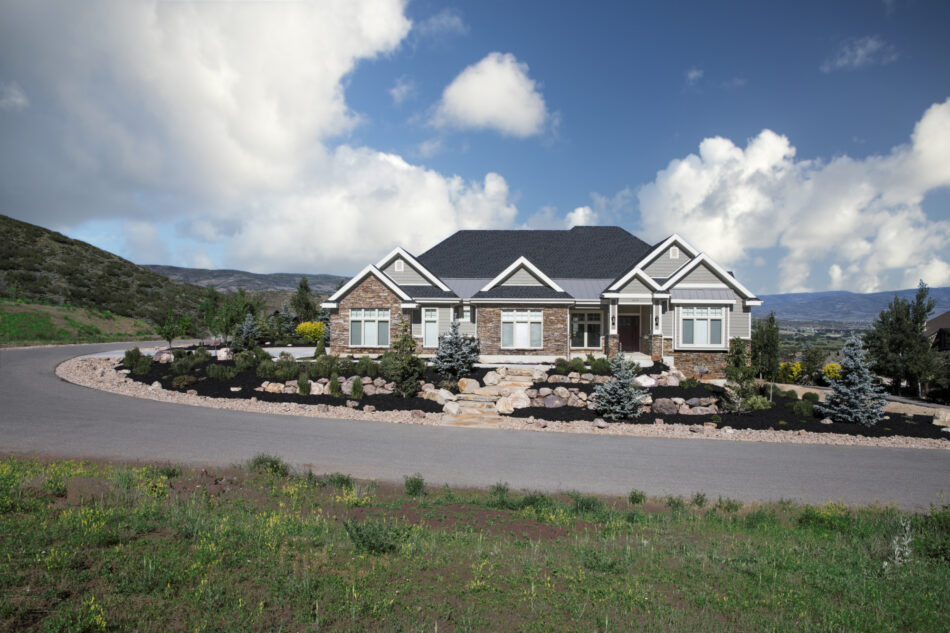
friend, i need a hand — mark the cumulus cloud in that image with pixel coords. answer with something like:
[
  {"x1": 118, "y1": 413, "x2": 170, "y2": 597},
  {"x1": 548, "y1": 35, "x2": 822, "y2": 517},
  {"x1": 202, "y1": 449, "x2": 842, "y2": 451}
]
[
  {"x1": 389, "y1": 75, "x2": 415, "y2": 104},
  {"x1": 0, "y1": 1, "x2": 522, "y2": 273},
  {"x1": 434, "y1": 52, "x2": 548, "y2": 137},
  {"x1": 524, "y1": 204, "x2": 600, "y2": 230},
  {"x1": 564, "y1": 206, "x2": 599, "y2": 228},
  {"x1": 638, "y1": 98, "x2": 950, "y2": 292},
  {"x1": 0, "y1": 81, "x2": 28, "y2": 111},
  {"x1": 820, "y1": 36, "x2": 899, "y2": 73},
  {"x1": 413, "y1": 8, "x2": 467, "y2": 39},
  {"x1": 685, "y1": 67, "x2": 703, "y2": 86}
]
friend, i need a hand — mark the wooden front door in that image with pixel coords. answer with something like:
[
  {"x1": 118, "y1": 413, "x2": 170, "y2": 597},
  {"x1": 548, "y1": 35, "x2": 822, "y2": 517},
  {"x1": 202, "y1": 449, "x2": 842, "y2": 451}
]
[{"x1": 618, "y1": 315, "x2": 639, "y2": 353}]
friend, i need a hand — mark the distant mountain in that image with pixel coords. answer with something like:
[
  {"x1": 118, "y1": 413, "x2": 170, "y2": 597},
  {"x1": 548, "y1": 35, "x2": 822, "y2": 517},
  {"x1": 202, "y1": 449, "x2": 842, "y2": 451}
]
[
  {"x1": 144, "y1": 265, "x2": 348, "y2": 294},
  {"x1": 0, "y1": 215, "x2": 206, "y2": 324},
  {"x1": 753, "y1": 287, "x2": 950, "y2": 324}
]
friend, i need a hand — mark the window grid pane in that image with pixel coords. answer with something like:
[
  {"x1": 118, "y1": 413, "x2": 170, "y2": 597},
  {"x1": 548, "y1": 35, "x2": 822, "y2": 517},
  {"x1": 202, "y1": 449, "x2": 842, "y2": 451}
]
[
  {"x1": 529, "y1": 322, "x2": 542, "y2": 347},
  {"x1": 350, "y1": 320, "x2": 361, "y2": 346},
  {"x1": 682, "y1": 319, "x2": 694, "y2": 345},
  {"x1": 378, "y1": 321, "x2": 390, "y2": 346},
  {"x1": 501, "y1": 322, "x2": 514, "y2": 347}
]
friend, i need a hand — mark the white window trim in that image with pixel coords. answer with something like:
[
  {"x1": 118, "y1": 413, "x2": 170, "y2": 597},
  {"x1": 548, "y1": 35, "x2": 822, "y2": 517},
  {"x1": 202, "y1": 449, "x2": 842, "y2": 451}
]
[
  {"x1": 500, "y1": 309, "x2": 544, "y2": 350},
  {"x1": 570, "y1": 311, "x2": 603, "y2": 349},
  {"x1": 349, "y1": 308, "x2": 391, "y2": 348},
  {"x1": 675, "y1": 305, "x2": 728, "y2": 350},
  {"x1": 394, "y1": 259, "x2": 405, "y2": 272},
  {"x1": 670, "y1": 246, "x2": 679, "y2": 259}
]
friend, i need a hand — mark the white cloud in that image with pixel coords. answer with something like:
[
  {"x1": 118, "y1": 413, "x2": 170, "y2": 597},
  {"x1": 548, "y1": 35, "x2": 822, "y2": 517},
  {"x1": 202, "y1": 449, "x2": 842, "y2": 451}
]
[
  {"x1": 821, "y1": 36, "x2": 899, "y2": 73},
  {"x1": 685, "y1": 67, "x2": 703, "y2": 86},
  {"x1": 416, "y1": 137, "x2": 443, "y2": 158},
  {"x1": 389, "y1": 75, "x2": 415, "y2": 104},
  {"x1": 524, "y1": 204, "x2": 600, "y2": 230},
  {"x1": 0, "y1": 1, "x2": 522, "y2": 274},
  {"x1": 122, "y1": 220, "x2": 170, "y2": 265},
  {"x1": 433, "y1": 52, "x2": 548, "y2": 137},
  {"x1": 565, "y1": 206, "x2": 599, "y2": 228},
  {"x1": 0, "y1": 81, "x2": 28, "y2": 111},
  {"x1": 413, "y1": 8, "x2": 467, "y2": 39},
  {"x1": 638, "y1": 98, "x2": 950, "y2": 292}
]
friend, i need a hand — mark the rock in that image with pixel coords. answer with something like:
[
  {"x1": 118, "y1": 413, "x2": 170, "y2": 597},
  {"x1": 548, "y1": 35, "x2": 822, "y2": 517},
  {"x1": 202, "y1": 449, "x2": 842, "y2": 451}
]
[
  {"x1": 531, "y1": 370, "x2": 548, "y2": 382},
  {"x1": 798, "y1": 429, "x2": 807, "y2": 436},
  {"x1": 410, "y1": 409, "x2": 426, "y2": 419},
  {"x1": 250, "y1": 397, "x2": 258, "y2": 403},
  {"x1": 149, "y1": 381, "x2": 162, "y2": 390},
  {"x1": 495, "y1": 397, "x2": 514, "y2": 415},
  {"x1": 376, "y1": 388, "x2": 392, "y2": 395},
  {"x1": 678, "y1": 404, "x2": 692, "y2": 415},
  {"x1": 285, "y1": 380, "x2": 297, "y2": 387},
  {"x1": 651, "y1": 398, "x2": 679, "y2": 415},
  {"x1": 820, "y1": 418, "x2": 834, "y2": 425},
  {"x1": 641, "y1": 395, "x2": 653, "y2": 406},
  {"x1": 689, "y1": 424, "x2": 703, "y2": 433},
  {"x1": 703, "y1": 421, "x2": 717, "y2": 429},
  {"x1": 458, "y1": 377, "x2": 480, "y2": 393},
  {"x1": 310, "y1": 382, "x2": 324, "y2": 395},
  {"x1": 422, "y1": 383, "x2": 434, "y2": 392},
  {"x1": 315, "y1": 404, "x2": 328, "y2": 412},
  {"x1": 548, "y1": 375, "x2": 569, "y2": 383},
  {"x1": 654, "y1": 418, "x2": 665, "y2": 425},
  {"x1": 577, "y1": 391, "x2": 588, "y2": 401},
  {"x1": 595, "y1": 418, "x2": 608, "y2": 429},
  {"x1": 283, "y1": 386, "x2": 296, "y2": 394},
  {"x1": 633, "y1": 375, "x2": 657, "y2": 388},
  {"x1": 361, "y1": 376, "x2": 372, "y2": 384},
  {"x1": 230, "y1": 386, "x2": 241, "y2": 393},
  {"x1": 117, "y1": 369, "x2": 131, "y2": 375},
  {"x1": 362, "y1": 384, "x2": 376, "y2": 396},
  {"x1": 265, "y1": 382, "x2": 285, "y2": 394},
  {"x1": 685, "y1": 397, "x2": 702, "y2": 407},
  {"x1": 568, "y1": 372, "x2": 581, "y2": 381},
  {"x1": 587, "y1": 401, "x2": 598, "y2": 410},
  {"x1": 543, "y1": 395, "x2": 567, "y2": 408},
  {"x1": 567, "y1": 395, "x2": 583, "y2": 408},
  {"x1": 941, "y1": 427, "x2": 950, "y2": 434},
  {"x1": 699, "y1": 397, "x2": 718, "y2": 407},
  {"x1": 436, "y1": 388, "x2": 457, "y2": 404},
  {"x1": 690, "y1": 406, "x2": 717, "y2": 416},
  {"x1": 153, "y1": 350, "x2": 174, "y2": 363},
  {"x1": 554, "y1": 386, "x2": 570, "y2": 399},
  {"x1": 373, "y1": 377, "x2": 387, "y2": 387},
  {"x1": 346, "y1": 400, "x2": 358, "y2": 408},
  {"x1": 593, "y1": 375, "x2": 610, "y2": 384},
  {"x1": 318, "y1": 378, "x2": 329, "y2": 384},
  {"x1": 186, "y1": 389, "x2": 198, "y2": 395},
  {"x1": 539, "y1": 388, "x2": 553, "y2": 397},
  {"x1": 216, "y1": 348, "x2": 233, "y2": 361},
  {"x1": 483, "y1": 371, "x2": 502, "y2": 386},
  {"x1": 442, "y1": 400, "x2": 460, "y2": 415},
  {"x1": 496, "y1": 366, "x2": 508, "y2": 377},
  {"x1": 538, "y1": 420, "x2": 548, "y2": 428},
  {"x1": 581, "y1": 373, "x2": 594, "y2": 381},
  {"x1": 475, "y1": 386, "x2": 500, "y2": 397},
  {"x1": 665, "y1": 377, "x2": 680, "y2": 387},
  {"x1": 525, "y1": 388, "x2": 538, "y2": 398},
  {"x1": 531, "y1": 397, "x2": 545, "y2": 407},
  {"x1": 385, "y1": 382, "x2": 395, "y2": 390},
  {"x1": 671, "y1": 397, "x2": 686, "y2": 405},
  {"x1": 723, "y1": 426, "x2": 735, "y2": 434},
  {"x1": 363, "y1": 405, "x2": 376, "y2": 413},
  {"x1": 509, "y1": 391, "x2": 531, "y2": 409}
]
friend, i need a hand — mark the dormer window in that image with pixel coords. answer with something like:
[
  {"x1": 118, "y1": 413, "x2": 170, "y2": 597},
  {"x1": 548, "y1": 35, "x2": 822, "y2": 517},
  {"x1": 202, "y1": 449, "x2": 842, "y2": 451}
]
[
  {"x1": 670, "y1": 246, "x2": 679, "y2": 259},
  {"x1": 394, "y1": 260, "x2": 405, "y2": 272}
]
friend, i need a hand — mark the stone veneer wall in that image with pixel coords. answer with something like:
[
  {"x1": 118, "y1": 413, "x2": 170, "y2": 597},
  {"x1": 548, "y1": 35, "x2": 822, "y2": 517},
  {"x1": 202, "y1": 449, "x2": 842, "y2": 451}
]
[
  {"x1": 328, "y1": 275, "x2": 413, "y2": 356},
  {"x1": 476, "y1": 306, "x2": 569, "y2": 356},
  {"x1": 671, "y1": 350, "x2": 728, "y2": 378}
]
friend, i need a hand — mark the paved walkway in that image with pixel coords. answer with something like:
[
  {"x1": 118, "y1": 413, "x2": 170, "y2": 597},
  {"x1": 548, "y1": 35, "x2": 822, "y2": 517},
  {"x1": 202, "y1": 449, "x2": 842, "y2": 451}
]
[{"x1": 1, "y1": 342, "x2": 948, "y2": 510}]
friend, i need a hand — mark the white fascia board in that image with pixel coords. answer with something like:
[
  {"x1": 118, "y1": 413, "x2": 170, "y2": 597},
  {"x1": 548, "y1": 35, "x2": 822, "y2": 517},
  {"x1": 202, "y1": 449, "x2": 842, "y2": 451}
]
[
  {"x1": 326, "y1": 265, "x2": 412, "y2": 302},
  {"x1": 374, "y1": 247, "x2": 451, "y2": 292},
  {"x1": 400, "y1": 302, "x2": 419, "y2": 309},
  {"x1": 412, "y1": 298, "x2": 460, "y2": 304},
  {"x1": 469, "y1": 298, "x2": 575, "y2": 305},
  {"x1": 320, "y1": 302, "x2": 338, "y2": 309},
  {"x1": 661, "y1": 253, "x2": 757, "y2": 300},
  {"x1": 653, "y1": 293, "x2": 671, "y2": 299},
  {"x1": 617, "y1": 234, "x2": 702, "y2": 289},
  {"x1": 670, "y1": 299, "x2": 737, "y2": 305},
  {"x1": 744, "y1": 299, "x2": 763, "y2": 306},
  {"x1": 601, "y1": 292, "x2": 654, "y2": 299},
  {"x1": 480, "y1": 256, "x2": 565, "y2": 293},
  {"x1": 606, "y1": 266, "x2": 662, "y2": 292}
]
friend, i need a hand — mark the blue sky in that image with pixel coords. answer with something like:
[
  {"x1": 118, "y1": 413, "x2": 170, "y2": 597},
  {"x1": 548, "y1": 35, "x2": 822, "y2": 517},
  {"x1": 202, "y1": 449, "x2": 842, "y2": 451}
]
[{"x1": 0, "y1": 0, "x2": 948, "y2": 294}]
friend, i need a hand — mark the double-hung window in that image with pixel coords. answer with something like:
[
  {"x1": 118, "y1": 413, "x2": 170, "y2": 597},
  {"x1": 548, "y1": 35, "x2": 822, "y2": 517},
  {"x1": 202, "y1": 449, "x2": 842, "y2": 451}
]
[
  {"x1": 349, "y1": 308, "x2": 390, "y2": 347},
  {"x1": 680, "y1": 307, "x2": 724, "y2": 347},
  {"x1": 570, "y1": 312, "x2": 602, "y2": 348},
  {"x1": 501, "y1": 310, "x2": 543, "y2": 349},
  {"x1": 423, "y1": 308, "x2": 439, "y2": 348}
]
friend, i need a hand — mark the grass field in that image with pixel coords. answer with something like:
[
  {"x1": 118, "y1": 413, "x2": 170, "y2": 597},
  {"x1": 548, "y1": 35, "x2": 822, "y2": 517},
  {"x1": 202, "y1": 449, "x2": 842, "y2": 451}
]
[
  {"x1": 0, "y1": 299, "x2": 158, "y2": 346},
  {"x1": 1, "y1": 455, "x2": 947, "y2": 632}
]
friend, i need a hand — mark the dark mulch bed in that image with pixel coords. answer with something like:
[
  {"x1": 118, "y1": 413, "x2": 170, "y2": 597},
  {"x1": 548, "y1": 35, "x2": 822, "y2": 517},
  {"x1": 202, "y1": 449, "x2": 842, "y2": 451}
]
[{"x1": 124, "y1": 361, "x2": 443, "y2": 413}]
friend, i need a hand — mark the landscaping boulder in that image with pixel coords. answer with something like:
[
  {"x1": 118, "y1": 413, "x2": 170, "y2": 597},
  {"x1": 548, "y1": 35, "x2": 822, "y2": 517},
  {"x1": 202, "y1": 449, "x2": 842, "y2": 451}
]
[
  {"x1": 264, "y1": 382, "x2": 284, "y2": 394},
  {"x1": 475, "y1": 386, "x2": 501, "y2": 397},
  {"x1": 153, "y1": 350, "x2": 174, "y2": 363},
  {"x1": 651, "y1": 398, "x2": 679, "y2": 416},
  {"x1": 283, "y1": 386, "x2": 296, "y2": 394},
  {"x1": 595, "y1": 418, "x2": 608, "y2": 429},
  {"x1": 685, "y1": 397, "x2": 702, "y2": 407},
  {"x1": 443, "y1": 401, "x2": 460, "y2": 415},
  {"x1": 820, "y1": 418, "x2": 833, "y2": 425},
  {"x1": 373, "y1": 377, "x2": 387, "y2": 387},
  {"x1": 363, "y1": 384, "x2": 376, "y2": 396},
  {"x1": 149, "y1": 381, "x2": 162, "y2": 390},
  {"x1": 633, "y1": 375, "x2": 657, "y2": 388},
  {"x1": 495, "y1": 397, "x2": 514, "y2": 415},
  {"x1": 539, "y1": 387, "x2": 553, "y2": 397},
  {"x1": 525, "y1": 388, "x2": 538, "y2": 398},
  {"x1": 543, "y1": 395, "x2": 567, "y2": 408},
  {"x1": 678, "y1": 404, "x2": 692, "y2": 415},
  {"x1": 411, "y1": 409, "x2": 426, "y2": 419},
  {"x1": 554, "y1": 386, "x2": 570, "y2": 399},
  {"x1": 346, "y1": 400, "x2": 359, "y2": 408},
  {"x1": 509, "y1": 391, "x2": 531, "y2": 409},
  {"x1": 230, "y1": 387, "x2": 241, "y2": 393},
  {"x1": 666, "y1": 377, "x2": 681, "y2": 387},
  {"x1": 361, "y1": 376, "x2": 372, "y2": 384},
  {"x1": 216, "y1": 348, "x2": 233, "y2": 361},
  {"x1": 671, "y1": 397, "x2": 685, "y2": 405},
  {"x1": 310, "y1": 382, "x2": 325, "y2": 395},
  {"x1": 567, "y1": 394, "x2": 584, "y2": 408},
  {"x1": 436, "y1": 389, "x2": 456, "y2": 405},
  {"x1": 363, "y1": 405, "x2": 376, "y2": 413},
  {"x1": 458, "y1": 377, "x2": 480, "y2": 393},
  {"x1": 531, "y1": 369, "x2": 548, "y2": 382},
  {"x1": 483, "y1": 371, "x2": 502, "y2": 386},
  {"x1": 581, "y1": 373, "x2": 594, "y2": 381},
  {"x1": 568, "y1": 372, "x2": 581, "y2": 381}
]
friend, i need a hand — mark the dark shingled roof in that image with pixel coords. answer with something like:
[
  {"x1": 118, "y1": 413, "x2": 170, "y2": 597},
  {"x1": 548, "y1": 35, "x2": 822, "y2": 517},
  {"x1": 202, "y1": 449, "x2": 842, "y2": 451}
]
[
  {"x1": 926, "y1": 309, "x2": 950, "y2": 338},
  {"x1": 417, "y1": 226, "x2": 652, "y2": 279},
  {"x1": 404, "y1": 286, "x2": 458, "y2": 299},
  {"x1": 472, "y1": 287, "x2": 573, "y2": 300}
]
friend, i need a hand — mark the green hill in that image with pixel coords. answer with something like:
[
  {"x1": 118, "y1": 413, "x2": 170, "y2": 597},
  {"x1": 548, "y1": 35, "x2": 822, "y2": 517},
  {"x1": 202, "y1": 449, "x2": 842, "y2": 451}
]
[{"x1": 0, "y1": 215, "x2": 206, "y2": 325}]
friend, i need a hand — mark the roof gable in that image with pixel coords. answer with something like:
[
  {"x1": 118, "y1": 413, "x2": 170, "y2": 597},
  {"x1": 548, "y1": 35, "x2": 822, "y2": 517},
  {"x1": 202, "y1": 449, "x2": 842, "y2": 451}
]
[
  {"x1": 375, "y1": 247, "x2": 450, "y2": 291},
  {"x1": 662, "y1": 254, "x2": 757, "y2": 300},
  {"x1": 481, "y1": 257, "x2": 565, "y2": 293},
  {"x1": 322, "y1": 265, "x2": 412, "y2": 306}
]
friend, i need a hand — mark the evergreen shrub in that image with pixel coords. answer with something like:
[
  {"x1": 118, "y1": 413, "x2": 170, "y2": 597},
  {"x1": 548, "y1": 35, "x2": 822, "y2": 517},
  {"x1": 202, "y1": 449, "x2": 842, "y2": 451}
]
[
  {"x1": 593, "y1": 350, "x2": 646, "y2": 421},
  {"x1": 570, "y1": 357, "x2": 586, "y2": 373},
  {"x1": 206, "y1": 364, "x2": 238, "y2": 382},
  {"x1": 328, "y1": 373, "x2": 342, "y2": 397},
  {"x1": 256, "y1": 359, "x2": 276, "y2": 380},
  {"x1": 297, "y1": 373, "x2": 310, "y2": 395},
  {"x1": 432, "y1": 321, "x2": 479, "y2": 379},
  {"x1": 350, "y1": 379, "x2": 364, "y2": 400},
  {"x1": 817, "y1": 336, "x2": 886, "y2": 427},
  {"x1": 234, "y1": 350, "x2": 257, "y2": 372}
]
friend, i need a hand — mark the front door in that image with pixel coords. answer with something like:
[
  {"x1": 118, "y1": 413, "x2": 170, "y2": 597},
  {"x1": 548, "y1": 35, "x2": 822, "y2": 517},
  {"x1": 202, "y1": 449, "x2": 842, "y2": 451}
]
[{"x1": 618, "y1": 315, "x2": 639, "y2": 353}]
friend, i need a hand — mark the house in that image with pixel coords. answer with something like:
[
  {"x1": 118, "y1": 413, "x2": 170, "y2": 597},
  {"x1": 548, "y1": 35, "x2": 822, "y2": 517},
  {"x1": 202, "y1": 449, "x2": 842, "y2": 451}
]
[
  {"x1": 320, "y1": 227, "x2": 761, "y2": 375},
  {"x1": 926, "y1": 309, "x2": 950, "y2": 352}
]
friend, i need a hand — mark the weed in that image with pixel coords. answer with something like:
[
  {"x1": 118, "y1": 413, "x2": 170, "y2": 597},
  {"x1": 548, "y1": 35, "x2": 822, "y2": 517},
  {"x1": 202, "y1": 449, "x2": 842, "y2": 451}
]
[
  {"x1": 569, "y1": 492, "x2": 604, "y2": 515},
  {"x1": 665, "y1": 496, "x2": 687, "y2": 514},
  {"x1": 742, "y1": 508, "x2": 778, "y2": 530},
  {"x1": 798, "y1": 502, "x2": 852, "y2": 532},
  {"x1": 580, "y1": 546, "x2": 627, "y2": 574},
  {"x1": 628, "y1": 488, "x2": 646, "y2": 506},
  {"x1": 691, "y1": 492, "x2": 707, "y2": 508},
  {"x1": 248, "y1": 453, "x2": 290, "y2": 478},
  {"x1": 343, "y1": 519, "x2": 406, "y2": 554},
  {"x1": 156, "y1": 464, "x2": 182, "y2": 479},
  {"x1": 716, "y1": 496, "x2": 743, "y2": 513},
  {"x1": 206, "y1": 363, "x2": 238, "y2": 382},
  {"x1": 324, "y1": 472, "x2": 354, "y2": 489},
  {"x1": 403, "y1": 473, "x2": 425, "y2": 498},
  {"x1": 171, "y1": 375, "x2": 196, "y2": 390}
]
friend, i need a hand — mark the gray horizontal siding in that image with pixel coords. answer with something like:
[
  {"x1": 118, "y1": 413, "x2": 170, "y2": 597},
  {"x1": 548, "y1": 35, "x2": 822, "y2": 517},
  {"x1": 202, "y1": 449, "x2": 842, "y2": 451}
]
[
  {"x1": 383, "y1": 257, "x2": 431, "y2": 286},
  {"x1": 661, "y1": 303, "x2": 674, "y2": 337},
  {"x1": 680, "y1": 263, "x2": 726, "y2": 286},
  {"x1": 499, "y1": 267, "x2": 544, "y2": 286},
  {"x1": 619, "y1": 276, "x2": 651, "y2": 294},
  {"x1": 731, "y1": 304, "x2": 752, "y2": 339},
  {"x1": 643, "y1": 249, "x2": 690, "y2": 278}
]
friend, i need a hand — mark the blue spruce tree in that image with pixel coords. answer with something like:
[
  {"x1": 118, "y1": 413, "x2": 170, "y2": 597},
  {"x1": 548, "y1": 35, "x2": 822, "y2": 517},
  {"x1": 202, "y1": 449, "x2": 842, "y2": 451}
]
[
  {"x1": 432, "y1": 321, "x2": 480, "y2": 379},
  {"x1": 817, "y1": 335, "x2": 886, "y2": 426},
  {"x1": 593, "y1": 350, "x2": 647, "y2": 421}
]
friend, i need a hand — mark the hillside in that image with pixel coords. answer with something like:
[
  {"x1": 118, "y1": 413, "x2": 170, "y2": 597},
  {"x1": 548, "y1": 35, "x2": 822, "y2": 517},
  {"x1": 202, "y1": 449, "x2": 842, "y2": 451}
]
[
  {"x1": 145, "y1": 265, "x2": 347, "y2": 293},
  {"x1": 0, "y1": 299, "x2": 158, "y2": 346},
  {"x1": 0, "y1": 215, "x2": 206, "y2": 324},
  {"x1": 753, "y1": 286, "x2": 950, "y2": 324}
]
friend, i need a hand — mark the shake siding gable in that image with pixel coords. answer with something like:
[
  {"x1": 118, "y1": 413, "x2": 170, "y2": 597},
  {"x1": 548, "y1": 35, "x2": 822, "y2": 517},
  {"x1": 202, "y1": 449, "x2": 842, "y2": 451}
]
[
  {"x1": 499, "y1": 267, "x2": 544, "y2": 286},
  {"x1": 680, "y1": 263, "x2": 728, "y2": 286},
  {"x1": 643, "y1": 249, "x2": 690, "y2": 278},
  {"x1": 619, "y1": 276, "x2": 652, "y2": 294},
  {"x1": 383, "y1": 258, "x2": 432, "y2": 286}
]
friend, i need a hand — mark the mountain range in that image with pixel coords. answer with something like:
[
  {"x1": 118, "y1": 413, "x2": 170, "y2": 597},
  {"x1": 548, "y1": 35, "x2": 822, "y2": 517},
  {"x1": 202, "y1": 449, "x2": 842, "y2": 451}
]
[
  {"x1": 144, "y1": 265, "x2": 347, "y2": 294},
  {"x1": 754, "y1": 287, "x2": 950, "y2": 324}
]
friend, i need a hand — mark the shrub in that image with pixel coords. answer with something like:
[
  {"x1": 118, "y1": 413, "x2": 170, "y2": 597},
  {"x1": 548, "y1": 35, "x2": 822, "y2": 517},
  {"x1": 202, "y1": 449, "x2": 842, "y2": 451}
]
[
  {"x1": 248, "y1": 453, "x2": 290, "y2": 477},
  {"x1": 801, "y1": 391, "x2": 820, "y2": 403},
  {"x1": 743, "y1": 508, "x2": 778, "y2": 529},
  {"x1": 745, "y1": 395, "x2": 773, "y2": 411},
  {"x1": 343, "y1": 519, "x2": 406, "y2": 555},
  {"x1": 404, "y1": 473, "x2": 425, "y2": 498},
  {"x1": 295, "y1": 321, "x2": 326, "y2": 344},
  {"x1": 580, "y1": 547, "x2": 626, "y2": 574},
  {"x1": 356, "y1": 357, "x2": 378, "y2": 378},
  {"x1": 328, "y1": 373, "x2": 342, "y2": 397},
  {"x1": 325, "y1": 472, "x2": 353, "y2": 489},
  {"x1": 171, "y1": 353, "x2": 197, "y2": 376},
  {"x1": 628, "y1": 488, "x2": 646, "y2": 506},
  {"x1": 337, "y1": 357, "x2": 356, "y2": 377},
  {"x1": 432, "y1": 321, "x2": 480, "y2": 379},
  {"x1": 236, "y1": 313, "x2": 260, "y2": 348},
  {"x1": 691, "y1": 492, "x2": 707, "y2": 508},
  {"x1": 679, "y1": 377, "x2": 700, "y2": 388},
  {"x1": 817, "y1": 335, "x2": 886, "y2": 427},
  {"x1": 569, "y1": 492, "x2": 604, "y2": 515},
  {"x1": 916, "y1": 504, "x2": 950, "y2": 562},
  {"x1": 723, "y1": 338, "x2": 759, "y2": 412},
  {"x1": 132, "y1": 355, "x2": 152, "y2": 376},
  {"x1": 313, "y1": 339, "x2": 326, "y2": 357},
  {"x1": 570, "y1": 357, "x2": 586, "y2": 373},
  {"x1": 665, "y1": 496, "x2": 686, "y2": 513},
  {"x1": 786, "y1": 400, "x2": 814, "y2": 417},
  {"x1": 193, "y1": 346, "x2": 212, "y2": 363},
  {"x1": 206, "y1": 364, "x2": 238, "y2": 382},
  {"x1": 297, "y1": 373, "x2": 310, "y2": 395},
  {"x1": 388, "y1": 321, "x2": 426, "y2": 398},
  {"x1": 777, "y1": 361, "x2": 802, "y2": 384},
  {"x1": 350, "y1": 378, "x2": 364, "y2": 400},
  {"x1": 171, "y1": 375, "x2": 196, "y2": 390},
  {"x1": 593, "y1": 350, "x2": 647, "y2": 421},
  {"x1": 123, "y1": 347, "x2": 142, "y2": 368},
  {"x1": 155, "y1": 310, "x2": 190, "y2": 348},
  {"x1": 253, "y1": 347, "x2": 272, "y2": 364},
  {"x1": 156, "y1": 464, "x2": 182, "y2": 479},
  {"x1": 256, "y1": 358, "x2": 276, "y2": 380},
  {"x1": 798, "y1": 502, "x2": 852, "y2": 532},
  {"x1": 823, "y1": 362, "x2": 843, "y2": 382},
  {"x1": 784, "y1": 389, "x2": 799, "y2": 400},
  {"x1": 234, "y1": 350, "x2": 257, "y2": 372},
  {"x1": 273, "y1": 357, "x2": 299, "y2": 382},
  {"x1": 589, "y1": 357, "x2": 611, "y2": 375},
  {"x1": 716, "y1": 497, "x2": 742, "y2": 513},
  {"x1": 312, "y1": 354, "x2": 339, "y2": 378},
  {"x1": 624, "y1": 508, "x2": 647, "y2": 524},
  {"x1": 552, "y1": 358, "x2": 570, "y2": 375}
]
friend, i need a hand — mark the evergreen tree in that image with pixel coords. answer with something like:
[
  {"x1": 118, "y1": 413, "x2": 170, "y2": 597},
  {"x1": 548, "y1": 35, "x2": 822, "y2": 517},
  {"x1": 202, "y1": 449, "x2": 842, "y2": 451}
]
[
  {"x1": 199, "y1": 285, "x2": 223, "y2": 341},
  {"x1": 800, "y1": 346, "x2": 826, "y2": 385},
  {"x1": 316, "y1": 307, "x2": 331, "y2": 345},
  {"x1": 864, "y1": 281, "x2": 937, "y2": 395},
  {"x1": 817, "y1": 335, "x2": 886, "y2": 426},
  {"x1": 722, "y1": 337, "x2": 763, "y2": 412},
  {"x1": 388, "y1": 320, "x2": 426, "y2": 398},
  {"x1": 236, "y1": 313, "x2": 259, "y2": 348},
  {"x1": 432, "y1": 321, "x2": 480, "y2": 379},
  {"x1": 290, "y1": 277, "x2": 317, "y2": 322},
  {"x1": 155, "y1": 310, "x2": 190, "y2": 348},
  {"x1": 750, "y1": 312, "x2": 780, "y2": 380},
  {"x1": 593, "y1": 350, "x2": 647, "y2": 421}
]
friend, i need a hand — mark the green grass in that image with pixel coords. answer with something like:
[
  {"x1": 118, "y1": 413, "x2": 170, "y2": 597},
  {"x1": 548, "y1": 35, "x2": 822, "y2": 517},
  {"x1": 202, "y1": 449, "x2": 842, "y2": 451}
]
[
  {"x1": 0, "y1": 455, "x2": 947, "y2": 632},
  {"x1": 0, "y1": 299, "x2": 158, "y2": 346}
]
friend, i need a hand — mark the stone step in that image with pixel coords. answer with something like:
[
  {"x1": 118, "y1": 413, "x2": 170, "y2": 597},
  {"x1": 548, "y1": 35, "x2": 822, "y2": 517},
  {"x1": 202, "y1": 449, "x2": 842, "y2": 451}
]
[
  {"x1": 495, "y1": 381, "x2": 532, "y2": 389},
  {"x1": 498, "y1": 375, "x2": 534, "y2": 383},
  {"x1": 457, "y1": 401, "x2": 497, "y2": 411},
  {"x1": 503, "y1": 368, "x2": 538, "y2": 377},
  {"x1": 442, "y1": 414, "x2": 506, "y2": 426},
  {"x1": 456, "y1": 393, "x2": 497, "y2": 402}
]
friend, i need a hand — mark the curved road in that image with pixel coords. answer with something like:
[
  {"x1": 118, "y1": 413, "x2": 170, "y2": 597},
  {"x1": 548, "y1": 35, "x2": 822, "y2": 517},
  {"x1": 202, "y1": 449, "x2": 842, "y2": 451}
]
[{"x1": 1, "y1": 343, "x2": 948, "y2": 510}]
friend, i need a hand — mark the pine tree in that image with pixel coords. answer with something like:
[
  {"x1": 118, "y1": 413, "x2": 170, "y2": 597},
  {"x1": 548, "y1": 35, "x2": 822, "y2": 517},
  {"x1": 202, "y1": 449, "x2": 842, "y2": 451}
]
[
  {"x1": 290, "y1": 277, "x2": 317, "y2": 322},
  {"x1": 432, "y1": 321, "x2": 480, "y2": 379},
  {"x1": 722, "y1": 337, "x2": 762, "y2": 412},
  {"x1": 593, "y1": 350, "x2": 647, "y2": 421},
  {"x1": 751, "y1": 312, "x2": 780, "y2": 380},
  {"x1": 388, "y1": 320, "x2": 426, "y2": 398},
  {"x1": 817, "y1": 335, "x2": 887, "y2": 426}
]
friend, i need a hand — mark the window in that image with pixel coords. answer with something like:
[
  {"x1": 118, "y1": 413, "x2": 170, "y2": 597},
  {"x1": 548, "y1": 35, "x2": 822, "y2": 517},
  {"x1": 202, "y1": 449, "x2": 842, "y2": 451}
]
[
  {"x1": 501, "y1": 310, "x2": 543, "y2": 349},
  {"x1": 670, "y1": 246, "x2": 679, "y2": 259},
  {"x1": 455, "y1": 305, "x2": 475, "y2": 324},
  {"x1": 349, "y1": 308, "x2": 390, "y2": 347},
  {"x1": 680, "y1": 307, "x2": 723, "y2": 347},
  {"x1": 570, "y1": 312, "x2": 602, "y2": 348},
  {"x1": 394, "y1": 259, "x2": 405, "y2": 272},
  {"x1": 423, "y1": 308, "x2": 439, "y2": 347}
]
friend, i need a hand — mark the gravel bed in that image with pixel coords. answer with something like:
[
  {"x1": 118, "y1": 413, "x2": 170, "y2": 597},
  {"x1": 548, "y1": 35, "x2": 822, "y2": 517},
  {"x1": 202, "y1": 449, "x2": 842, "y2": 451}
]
[{"x1": 56, "y1": 355, "x2": 950, "y2": 450}]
